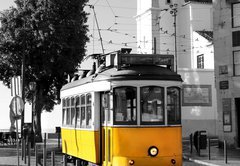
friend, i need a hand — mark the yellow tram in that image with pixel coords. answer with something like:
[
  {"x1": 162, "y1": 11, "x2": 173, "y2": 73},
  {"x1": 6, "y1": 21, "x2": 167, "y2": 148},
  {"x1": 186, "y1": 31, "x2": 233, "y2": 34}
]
[{"x1": 61, "y1": 49, "x2": 183, "y2": 166}]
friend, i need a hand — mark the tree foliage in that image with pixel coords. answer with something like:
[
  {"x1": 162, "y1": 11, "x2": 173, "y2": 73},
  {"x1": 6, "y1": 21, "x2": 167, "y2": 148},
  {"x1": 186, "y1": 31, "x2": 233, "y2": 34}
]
[{"x1": 0, "y1": 0, "x2": 89, "y2": 140}]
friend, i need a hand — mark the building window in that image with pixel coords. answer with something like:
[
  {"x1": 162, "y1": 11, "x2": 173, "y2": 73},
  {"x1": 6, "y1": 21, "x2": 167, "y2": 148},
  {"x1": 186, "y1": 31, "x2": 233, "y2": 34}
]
[
  {"x1": 233, "y1": 31, "x2": 240, "y2": 47},
  {"x1": 197, "y1": 54, "x2": 204, "y2": 69},
  {"x1": 234, "y1": 51, "x2": 240, "y2": 76},
  {"x1": 232, "y1": 3, "x2": 240, "y2": 28}
]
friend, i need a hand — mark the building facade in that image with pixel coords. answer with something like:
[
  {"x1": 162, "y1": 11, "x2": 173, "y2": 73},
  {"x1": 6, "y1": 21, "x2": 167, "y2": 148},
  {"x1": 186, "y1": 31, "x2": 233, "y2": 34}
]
[
  {"x1": 136, "y1": 0, "x2": 217, "y2": 137},
  {"x1": 213, "y1": 0, "x2": 240, "y2": 147}
]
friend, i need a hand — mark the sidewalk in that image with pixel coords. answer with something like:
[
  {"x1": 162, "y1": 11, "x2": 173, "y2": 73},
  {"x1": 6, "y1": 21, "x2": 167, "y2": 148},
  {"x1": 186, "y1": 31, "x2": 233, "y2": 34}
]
[
  {"x1": 0, "y1": 140, "x2": 63, "y2": 166},
  {"x1": 183, "y1": 140, "x2": 240, "y2": 166}
]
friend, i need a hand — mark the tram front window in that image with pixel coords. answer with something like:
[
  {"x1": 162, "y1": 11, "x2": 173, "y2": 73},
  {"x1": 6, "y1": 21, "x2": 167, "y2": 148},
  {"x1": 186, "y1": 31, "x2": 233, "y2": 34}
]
[
  {"x1": 167, "y1": 87, "x2": 181, "y2": 124},
  {"x1": 140, "y1": 86, "x2": 164, "y2": 125},
  {"x1": 113, "y1": 87, "x2": 137, "y2": 125}
]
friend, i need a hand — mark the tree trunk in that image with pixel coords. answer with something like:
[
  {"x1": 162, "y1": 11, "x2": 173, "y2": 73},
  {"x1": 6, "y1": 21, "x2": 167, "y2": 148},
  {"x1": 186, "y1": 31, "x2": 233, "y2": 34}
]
[{"x1": 33, "y1": 88, "x2": 44, "y2": 142}]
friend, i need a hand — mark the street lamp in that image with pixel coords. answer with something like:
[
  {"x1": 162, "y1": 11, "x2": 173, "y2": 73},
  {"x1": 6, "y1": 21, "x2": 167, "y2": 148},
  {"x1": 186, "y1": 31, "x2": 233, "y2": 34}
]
[{"x1": 170, "y1": 3, "x2": 178, "y2": 73}]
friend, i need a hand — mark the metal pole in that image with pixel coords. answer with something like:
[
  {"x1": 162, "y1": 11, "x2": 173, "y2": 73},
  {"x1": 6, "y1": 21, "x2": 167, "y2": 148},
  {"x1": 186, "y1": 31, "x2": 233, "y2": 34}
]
[
  {"x1": 24, "y1": 136, "x2": 27, "y2": 164},
  {"x1": 76, "y1": 159, "x2": 81, "y2": 166},
  {"x1": 28, "y1": 142, "x2": 31, "y2": 166},
  {"x1": 35, "y1": 144, "x2": 38, "y2": 166},
  {"x1": 190, "y1": 133, "x2": 193, "y2": 154},
  {"x1": 174, "y1": 12, "x2": 177, "y2": 73},
  {"x1": 208, "y1": 138, "x2": 211, "y2": 160},
  {"x1": 51, "y1": 151, "x2": 55, "y2": 166},
  {"x1": 224, "y1": 140, "x2": 227, "y2": 164},
  {"x1": 13, "y1": 77, "x2": 20, "y2": 166},
  {"x1": 91, "y1": 5, "x2": 105, "y2": 54},
  {"x1": 43, "y1": 133, "x2": 47, "y2": 166},
  {"x1": 197, "y1": 133, "x2": 200, "y2": 156},
  {"x1": 21, "y1": 0, "x2": 27, "y2": 161},
  {"x1": 63, "y1": 154, "x2": 67, "y2": 166}
]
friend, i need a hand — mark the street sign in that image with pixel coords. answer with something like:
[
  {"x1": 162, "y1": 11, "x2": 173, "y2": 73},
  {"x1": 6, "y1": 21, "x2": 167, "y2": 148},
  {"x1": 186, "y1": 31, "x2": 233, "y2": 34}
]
[{"x1": 9, "y1": 96, "x2": 24, "y2": 118}]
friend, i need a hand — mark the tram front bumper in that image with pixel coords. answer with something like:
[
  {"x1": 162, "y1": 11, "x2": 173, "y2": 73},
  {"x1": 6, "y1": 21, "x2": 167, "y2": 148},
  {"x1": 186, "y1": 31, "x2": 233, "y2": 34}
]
[{"x1": 112, "y1": 155, "x2": 182, "y2": 166}]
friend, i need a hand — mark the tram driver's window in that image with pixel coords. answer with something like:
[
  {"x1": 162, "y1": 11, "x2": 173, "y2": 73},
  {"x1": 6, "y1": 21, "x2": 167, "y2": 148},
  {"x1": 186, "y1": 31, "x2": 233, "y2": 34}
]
[
  {"x1": 167, "y1": 87, "x2": 181, "y2": 124},
  {"x1": 140, "y1": 86, "x2": 164, "y2": 125},
  {"x1": 80, "y1": 94, "x2": 86, "y2": 127},
  {"x1": 86, "y1": 93, "x2": 92, "y2": 128},
  {"x1": 113, "y1": 87, "x2": 137, "y2": 125}
]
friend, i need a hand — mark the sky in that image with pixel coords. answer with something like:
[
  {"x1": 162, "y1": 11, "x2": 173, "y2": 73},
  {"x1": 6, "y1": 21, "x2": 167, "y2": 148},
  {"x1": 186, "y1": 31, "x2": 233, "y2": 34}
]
[{"x1": 0, "y1": 0, "x2": 137, "y2": 131}]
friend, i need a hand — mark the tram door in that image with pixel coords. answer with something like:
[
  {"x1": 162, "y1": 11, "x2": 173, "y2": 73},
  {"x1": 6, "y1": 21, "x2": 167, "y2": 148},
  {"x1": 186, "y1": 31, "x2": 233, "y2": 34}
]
[{"x1": 101, "y1": 92, "x2": 112, "y2": 166}]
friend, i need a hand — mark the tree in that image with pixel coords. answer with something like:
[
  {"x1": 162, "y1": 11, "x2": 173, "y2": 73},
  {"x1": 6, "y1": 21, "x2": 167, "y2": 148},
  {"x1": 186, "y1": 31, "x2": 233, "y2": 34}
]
[{"x1": 0, "y1": 0, "x2": 89, "y2": 141}]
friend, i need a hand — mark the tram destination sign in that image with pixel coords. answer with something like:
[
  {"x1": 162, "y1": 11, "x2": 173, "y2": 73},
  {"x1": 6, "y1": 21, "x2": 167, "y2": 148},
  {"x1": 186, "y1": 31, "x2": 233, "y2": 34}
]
[{"x1": 118, "y1": 54, "x2": 174, "y2": 69}]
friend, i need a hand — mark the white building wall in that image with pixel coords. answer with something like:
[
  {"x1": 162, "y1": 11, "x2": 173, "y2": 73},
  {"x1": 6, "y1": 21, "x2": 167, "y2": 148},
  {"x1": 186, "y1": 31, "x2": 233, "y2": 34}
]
[
  {"x1": 179, "y1": 69, "x2": 217, "y2": 137},
  {"x1": 136, "y1": 0, "x2": 216, "y2": 138}
]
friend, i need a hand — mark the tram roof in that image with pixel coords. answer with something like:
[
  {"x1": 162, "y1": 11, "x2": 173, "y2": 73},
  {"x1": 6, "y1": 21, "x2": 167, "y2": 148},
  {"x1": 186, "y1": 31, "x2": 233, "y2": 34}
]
[{"x1": 61, "y1": 65, "x2": 182, "y2": 91}]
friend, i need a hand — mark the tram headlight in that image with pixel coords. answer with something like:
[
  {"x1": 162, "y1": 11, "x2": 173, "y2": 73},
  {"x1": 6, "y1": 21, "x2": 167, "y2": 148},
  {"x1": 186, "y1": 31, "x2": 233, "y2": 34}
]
[
  {"x1": 129, "y1": 159, "x2": 135, "y2": 165},
  {"x1": 148, "y1": 146, "x2": 159, "y2": 157}
]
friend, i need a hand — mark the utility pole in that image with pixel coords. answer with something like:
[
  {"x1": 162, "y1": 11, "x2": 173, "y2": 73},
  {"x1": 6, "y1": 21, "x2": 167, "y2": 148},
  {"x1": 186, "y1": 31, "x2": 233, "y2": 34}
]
[
  {"x1": 170, "y1": 4, "x2": 178, "y2": 73},
  {"x1": 89, "y1": 5, "x2": 105, "y2": 54}
]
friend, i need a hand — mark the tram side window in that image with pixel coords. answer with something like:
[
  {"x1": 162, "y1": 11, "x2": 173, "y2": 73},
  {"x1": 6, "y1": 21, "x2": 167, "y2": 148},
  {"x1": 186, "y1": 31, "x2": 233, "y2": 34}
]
[
  {"x1": 113, "y1": 87, "x2": 137, "y2": 125},
  {"x1": 76, "y1": 96, "x2": 80, "y2": 127},
  {"x1": 140, "y1": 86, "x2": 164, "y2": 125},
  {"x1": 62, "y1": 99, "x2": 66, "y2": 125},
  {"x1": 167, "y1": 87, "x2": 181, "y2": 125},
  {"x1": 86, "y1": 93, "x2": 92, "y2": 128},
  {"x1": 66, "y1": 98, "x2": 71, "y2": 125},
  {"x1": 71, "y1": 97, "x2": 76, "y2": 125},
  {"x1": 80, "y1": 95, "x2": 86, "y2": 127}
]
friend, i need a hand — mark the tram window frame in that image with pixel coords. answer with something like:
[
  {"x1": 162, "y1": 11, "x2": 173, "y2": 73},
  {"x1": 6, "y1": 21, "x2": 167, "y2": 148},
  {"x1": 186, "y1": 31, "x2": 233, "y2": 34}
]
[
  {"x1": 113, "y1": 86, "x2": 137, "y2": 125},
  {"x1": 140, "y1": 86, "x2": 165, "y2": 125},
  {"x1": 70, "y1": 97, "x2": 76, "y2": 126},
  {"x1": 66, "y1": 98, "x2": 71, "y2": 125},
  {"x1": 167, "y1": 87, "x2": 181, "y2": 125},
  {"x1": 75, "y1": 96, "x2": 80, "y2": 128},
  {"x1": 62, "y1": 98, "x2": 67, "y2": 126},
  {"x1": 86, "y1": 93, "x2": 92, "y2": 128},
  {"x1": 80, "y1": 94, "x2": 86, "y2": 128}
]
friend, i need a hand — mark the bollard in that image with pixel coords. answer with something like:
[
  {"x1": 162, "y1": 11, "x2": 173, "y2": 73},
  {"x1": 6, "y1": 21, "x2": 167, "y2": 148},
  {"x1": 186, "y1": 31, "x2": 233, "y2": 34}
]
[
  {"x1": 58, "y1": 132, "x2": 60, "y2": 149},
  {"x1": 197, "y1": 133, "x2": 201, "y2": 156},
  {"x1": 224, "y1": 140, "x2": 227, "y2": 164},
  {"x1": 28, "y1": 142, "x2": 31, "y2": 166},
  {"x1": 21, "y1": 138, "x2": 24, "y2": 160},
  {"x1": 24, "y1": 137, "x2": 28, "y2": 164},
  {"x1": 35, "y1": 144, "x2": 38, "y2": 166},
  {"x1": 208, "y1": 138, "x2": 211, "y2": 160},
  {"x1": 63, "y1": 154, "x2": 67, "y2": 166},
  {"x1": 43, "y1": 133, "x2": 47, "y2": 166},
  {"x1": 190, "y1": 133, "x2": 193, "y2": 154},
  {"x1": 51, "y1": 151, "x2": 55, "y2": 166},
  {"x1": 76, "y1": 159, "x2": 81, "y2": 166}
]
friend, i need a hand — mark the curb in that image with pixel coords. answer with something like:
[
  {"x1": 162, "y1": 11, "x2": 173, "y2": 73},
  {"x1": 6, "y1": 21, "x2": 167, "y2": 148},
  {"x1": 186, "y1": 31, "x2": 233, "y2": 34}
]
[{"x1": 183, "y1": 155, "x2": 220, "y2": 166}]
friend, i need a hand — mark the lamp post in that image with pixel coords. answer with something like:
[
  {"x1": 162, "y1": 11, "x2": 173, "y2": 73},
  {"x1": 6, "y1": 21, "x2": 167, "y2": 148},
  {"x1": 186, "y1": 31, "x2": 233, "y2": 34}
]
[
  {"x1": 29, "y1": 81, "x2": 36, "y2": 147},
  {"x1": 170, "y1": 3, "x2": 178, "y2": 73}
]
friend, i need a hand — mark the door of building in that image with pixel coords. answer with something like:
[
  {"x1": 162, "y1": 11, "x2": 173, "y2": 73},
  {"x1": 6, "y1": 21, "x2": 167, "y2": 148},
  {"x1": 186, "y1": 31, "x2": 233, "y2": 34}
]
[{"x1": 235, "y1": 98, "x2": 240, "y2": 147}]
